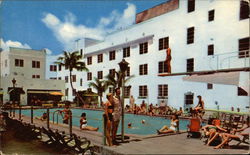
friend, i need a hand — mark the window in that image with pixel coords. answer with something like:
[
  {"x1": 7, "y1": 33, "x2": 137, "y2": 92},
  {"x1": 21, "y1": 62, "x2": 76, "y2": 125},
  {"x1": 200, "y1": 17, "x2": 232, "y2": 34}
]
[
  {"x1": 15, "y1": 59, "x2": 24, "y2": 67},
  {"x1": 72, "y1": 89, "x2": 76, "y2": 96},
  {"x1": 208, "y1": 44, "x2": 214, "y2": 55},
  {"x1": 58, "y1": 64, "x2": 62, "y2": 71},
  {"x1": 97, "y1": 71, "x2": 103, "y2": 79},
  {"x1": 125, "y1": 67, "x2": 130, "y2": 77},
  {"x1": 238, "y1": 87, "x2": 248, "y2": 96},
  {"x1": 58, "y1": 77, "x2": 62, "y2": 80},
  {"x1": 188, "y1": 0, "x2": 195, "y2": 13},
  {"x1": 207, "y1": 83, "x2": 213, "y2": 89},
  {"x1": 109, "y1": 69, "x2": 116, "y2": 77},
  {"x1": 80, "y1": 78, "x2": 83, "y2": 86},
  {"x1": 139, "y1": 42, "x2": 148, "y2": 54},
  {"x1": 32, "y1": 61, "x2": 40, "y2": 68},
  {"x1": 139, "y1": 85, "x2": 147, "y2": 97},
  {"x1": 65, "y1": 76, "x2": 68, "y2": 83},
  {"x1": 109, "y1": 87, "x2": 114, "y2": 94},
  {"x1": 32, "y1": 75, "x2": 40, "y2": 79},
  {"x1": 124, "y1": 86, "x2": 131, "y2": 97},
  {"x1": 109, "y1": 50, "x2": 116, "y2": 60},
  {"x1": 97, "y1": 54, "x2": 103, "y2": 63},
  {"x1": 240, "y1": 0, "x2": 249, "y2": 20},
  {"x1": 139, "y1": 64, "x2": 148, "y2": 75},
  {"x1": 158, "y1": 61, "x2": 168, "y2": 73},
  {"x1": 158, "y1": 85, "x2": 168, "y2": 97},
  {"x1": 208, "y1": 10, "x2": 215, "y2": 21},
  {"x1": 50, "y1": 77, "x2": 57, "y2": 80},
  {"x1": 123, "y1": 47, "x2": 130, "y2": 58},
  {"x1": 80, "y1": 49, "x2": 83, "y2": 56},
  {"x1": 187, "y1": 27, "x2": 195, "y2": 44},
  {"x1": 65, "y1": 88, "x2": 69, "y2": 96},
  {"x1": 185, "y1": 93, "x2": 194, "y2": 104},
  {"x1": 87, "y1": 72, "x2": 92, "y2": 81},
  {"x1": 187, "y1": 58, "x2": 194, "y2": 72},
  {"x1": 159, "y1": 37, "x2": 169, "y2": 50},
  {"x1": 72, "y1": 75, "x2": 76, "y2": 82},
  {"x1": 5, "y1": 60, "x2": 7, "y2": 67},
  {"x1": 50, "y1": 65, "x2": 57, "y2": 71},
  {"x1": 238, "y1": 37, "x2": 249, "y2": 58},
  {"x1": 87, "y1": 56, "x2": 92, "y2": 65}
]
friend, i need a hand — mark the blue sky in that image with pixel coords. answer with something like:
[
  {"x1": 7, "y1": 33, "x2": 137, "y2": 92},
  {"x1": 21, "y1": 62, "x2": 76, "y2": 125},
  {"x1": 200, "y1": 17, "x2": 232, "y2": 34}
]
[{"x1": 0, "y1": 0, "x2": 166, "y2": 55}]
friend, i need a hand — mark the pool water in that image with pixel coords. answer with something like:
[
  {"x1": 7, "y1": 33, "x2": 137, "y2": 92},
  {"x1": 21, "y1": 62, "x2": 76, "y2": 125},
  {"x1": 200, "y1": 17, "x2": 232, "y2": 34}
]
[{"x1": 21, "y1": 108, "x2": 190, "y2": 135}]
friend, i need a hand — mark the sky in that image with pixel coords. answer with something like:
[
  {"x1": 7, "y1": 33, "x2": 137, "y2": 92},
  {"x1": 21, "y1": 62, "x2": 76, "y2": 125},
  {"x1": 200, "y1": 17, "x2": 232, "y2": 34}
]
[{"x1": 0, "y1": 0, "x2": 167, "y2": 55}]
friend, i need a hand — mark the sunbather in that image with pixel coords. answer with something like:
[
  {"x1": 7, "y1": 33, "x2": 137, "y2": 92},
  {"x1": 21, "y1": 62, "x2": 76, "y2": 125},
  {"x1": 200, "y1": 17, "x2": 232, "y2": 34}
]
[
  {"x1": 80, "y1": 113, "x2": 99, "y2": 131},
  {"x1": 214, "y1": 117, "x2": 250, "y2": 149},
  {"x1": 157, "y1": 114, "x2": 179, "y2": 134},
  {"x1": 202, "y1": 123, "x2": 227, "y2": 146},
  {"x1": 35, "y1": 112, "x2": 47, "y2": 121}
]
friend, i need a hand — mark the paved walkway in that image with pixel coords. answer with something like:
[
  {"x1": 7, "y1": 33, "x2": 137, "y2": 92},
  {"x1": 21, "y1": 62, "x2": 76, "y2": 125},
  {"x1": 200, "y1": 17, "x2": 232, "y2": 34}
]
[{"x1": 11, "y1": 114, "x2": 249, "y2": 154}]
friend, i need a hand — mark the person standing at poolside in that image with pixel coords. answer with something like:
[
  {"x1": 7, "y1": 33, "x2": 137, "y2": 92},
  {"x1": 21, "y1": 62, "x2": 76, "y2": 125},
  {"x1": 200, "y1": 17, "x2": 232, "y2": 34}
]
[
  {"x1": 192, "y1": 95, "x2": 205, "y2": 119},
  {"x1": 105, "y1": 93, "x2": 115, "y2": 146},
  {"x1": 129, "y1": 95, "x2": 135, "y2": 112},
  {"x1": 60, "y1": 103, "x2": 71, "y2": 124},
  {"x1": 112, "y1": 88, "x2": 122, "y2": 145}
]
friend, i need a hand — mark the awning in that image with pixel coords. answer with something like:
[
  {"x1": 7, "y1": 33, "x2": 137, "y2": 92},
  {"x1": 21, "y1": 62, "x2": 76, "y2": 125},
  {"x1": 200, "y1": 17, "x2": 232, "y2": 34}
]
[
  {"x1": 183, "y1": 71, "x2": 249, "y2": 95},
  {"x1": 27, "y1": 90, "x2": 51, "y2": 94},
  {"x1": 49, "y1": 92, "x2": 64, "y2": 96}
]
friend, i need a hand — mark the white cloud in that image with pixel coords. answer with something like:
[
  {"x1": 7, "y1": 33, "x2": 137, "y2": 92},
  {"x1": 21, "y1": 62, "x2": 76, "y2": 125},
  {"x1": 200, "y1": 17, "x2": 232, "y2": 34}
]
[
  {"x1": 0, "y1": 38, "x2": 31, "y2": 51},
  {"x1": 42, "y1": 3, "x2": 136, "y2": 51}
]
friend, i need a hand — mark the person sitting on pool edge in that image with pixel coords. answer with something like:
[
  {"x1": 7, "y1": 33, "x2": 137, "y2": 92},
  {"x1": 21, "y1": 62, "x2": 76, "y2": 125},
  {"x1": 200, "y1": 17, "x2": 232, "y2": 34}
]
[
  {"x1": 80, "y1": 112, "x2": 99, "y2": 131},
  {"x1": 35, "y1": 112, "x2": 47, "y2": 121},
  {"x1": 157, "y1": 114, "x2": 179, "y2": 134}
]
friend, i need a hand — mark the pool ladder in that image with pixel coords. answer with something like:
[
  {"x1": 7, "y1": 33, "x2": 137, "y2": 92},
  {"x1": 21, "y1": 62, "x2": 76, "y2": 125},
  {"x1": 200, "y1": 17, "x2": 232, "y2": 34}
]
[{"x1": 53, "y1": 110, "x2": 62, "y2": 124}]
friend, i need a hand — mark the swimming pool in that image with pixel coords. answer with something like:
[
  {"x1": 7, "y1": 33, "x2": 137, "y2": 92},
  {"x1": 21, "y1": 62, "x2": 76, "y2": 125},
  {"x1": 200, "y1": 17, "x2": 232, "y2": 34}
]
[{"x1": 21, "y1": 108, "x2": 190, "y2": 135}]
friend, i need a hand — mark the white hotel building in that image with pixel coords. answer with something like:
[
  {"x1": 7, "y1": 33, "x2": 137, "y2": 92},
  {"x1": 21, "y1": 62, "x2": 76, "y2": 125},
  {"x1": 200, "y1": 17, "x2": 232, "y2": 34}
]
[{"x1": 48, "y1": 0, "x2": 250, "y2": 112}]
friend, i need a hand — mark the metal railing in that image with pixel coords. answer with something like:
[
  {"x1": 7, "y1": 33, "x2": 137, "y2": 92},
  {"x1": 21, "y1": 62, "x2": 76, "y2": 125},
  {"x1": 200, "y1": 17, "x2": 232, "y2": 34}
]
[{"x1": 208, "y1": 50, "x2": 249, "y2": 71}]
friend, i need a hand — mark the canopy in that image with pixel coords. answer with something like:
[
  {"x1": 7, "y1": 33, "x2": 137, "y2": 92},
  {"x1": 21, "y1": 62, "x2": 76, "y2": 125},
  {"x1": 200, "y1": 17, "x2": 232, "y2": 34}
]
[
  {"x1": 183, "y1": 71, "x2": 249, "y2": 95},
  {"x1": 49, "y1": 92, "x2": 64, "y2": 96}
]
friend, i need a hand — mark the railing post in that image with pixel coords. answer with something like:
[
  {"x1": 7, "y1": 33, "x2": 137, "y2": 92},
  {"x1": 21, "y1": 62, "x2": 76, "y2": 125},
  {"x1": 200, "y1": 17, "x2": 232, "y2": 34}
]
[
  {"x1": 19, "y1": 105, "x2": 21, "y2": 120},
  {"x1": 47, "y1": 108, "x2": 50, "y2": 129},
  {"x1": 31, "y1": 104, "x2": 33, "y2": 124},
  {"x1": 102, "y1": 113, "x2": 107, "y2": 145},
  {"x1": 69, "y1": 110, "x2": 72, "y2": 136},
  {"x1": 13, "y1": 106, "x2": 15, "y2": 118},
  {"x1": 9, "y1": 106, "x2": 12, "y2": 117}
]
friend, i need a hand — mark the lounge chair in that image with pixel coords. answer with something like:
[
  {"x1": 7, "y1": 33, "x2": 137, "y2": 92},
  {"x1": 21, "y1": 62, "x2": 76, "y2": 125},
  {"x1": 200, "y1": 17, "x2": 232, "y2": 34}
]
[{"x1": 187, "y1": 117, "x2": 202, "y2": 138}]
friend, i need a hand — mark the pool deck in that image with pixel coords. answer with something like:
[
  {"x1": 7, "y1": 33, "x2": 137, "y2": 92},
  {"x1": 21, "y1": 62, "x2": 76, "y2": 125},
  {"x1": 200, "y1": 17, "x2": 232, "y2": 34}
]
[{"x1": 10, "y1": 114, "x2": 249, "y2": 155}]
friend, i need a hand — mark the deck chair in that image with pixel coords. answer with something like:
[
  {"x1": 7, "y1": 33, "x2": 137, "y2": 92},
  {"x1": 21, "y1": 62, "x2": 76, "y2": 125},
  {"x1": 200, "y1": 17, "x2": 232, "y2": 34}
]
[
  {"x1": 187, "y1": 118, "x2": 202, "y2": 138},
  {"x1": 70, "y1": 133, "x2": 91, "y2": 154}
]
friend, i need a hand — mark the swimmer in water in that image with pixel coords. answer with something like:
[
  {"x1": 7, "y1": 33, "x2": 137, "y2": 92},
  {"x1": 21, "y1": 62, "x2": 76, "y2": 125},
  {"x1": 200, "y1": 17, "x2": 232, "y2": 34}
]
[
  {"x1": 142, "y1": 120, "x2": 145, "y2": 124},
  {"x1": 128, "y1": 123, "x2": 132, "y2": 128}
]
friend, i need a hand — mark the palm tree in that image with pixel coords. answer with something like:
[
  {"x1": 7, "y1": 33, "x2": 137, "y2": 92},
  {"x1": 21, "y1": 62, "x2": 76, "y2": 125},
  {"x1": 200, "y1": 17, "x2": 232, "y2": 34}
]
[
  {"x1": 88, "y1": 78, "x2": 108, "y2": 106},
  {"x1": 55, "y1": 51, "x2": 88, "y2": 105},
  {"x1": 105, "y1": 70, "x2": 134, "y2": 90}
]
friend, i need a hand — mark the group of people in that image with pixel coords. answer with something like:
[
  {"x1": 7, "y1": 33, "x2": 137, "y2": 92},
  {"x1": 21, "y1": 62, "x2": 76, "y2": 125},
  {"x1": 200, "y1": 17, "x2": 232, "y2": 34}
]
[{"x1": 202, "y1": 116, "x2": 249, "y2": 149}]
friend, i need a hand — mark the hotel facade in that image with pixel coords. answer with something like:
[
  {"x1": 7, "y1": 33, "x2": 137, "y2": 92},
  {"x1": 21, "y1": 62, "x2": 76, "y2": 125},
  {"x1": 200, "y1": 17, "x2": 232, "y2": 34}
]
[{"x1": 48, "y1": 0, "x2": 249, "y2": 112}]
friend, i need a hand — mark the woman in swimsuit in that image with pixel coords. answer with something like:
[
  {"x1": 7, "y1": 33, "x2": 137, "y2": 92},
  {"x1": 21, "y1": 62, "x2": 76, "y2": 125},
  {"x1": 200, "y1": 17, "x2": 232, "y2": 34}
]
[
  {"x1": 105, "y1": 93, "x2": 114, "y2": 146},
  {"x1": 80, "y1": 112, "x2": 99, "y2": 131},
  {"x1": 157, "y1": 114, "x2": 179, "y2": 134}
]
